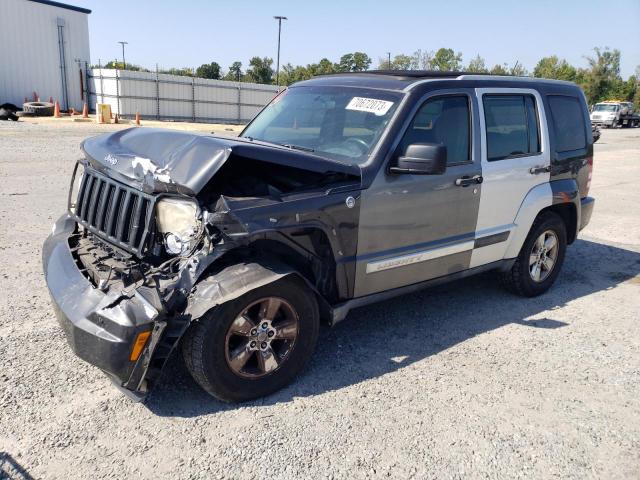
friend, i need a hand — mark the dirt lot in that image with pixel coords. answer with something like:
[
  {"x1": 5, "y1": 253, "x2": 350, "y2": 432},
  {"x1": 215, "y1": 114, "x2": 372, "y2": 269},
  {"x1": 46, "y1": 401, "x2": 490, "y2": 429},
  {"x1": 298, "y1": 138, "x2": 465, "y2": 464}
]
[{"x1": 0, "y1": 121, "x2": 639, "y2": 479}]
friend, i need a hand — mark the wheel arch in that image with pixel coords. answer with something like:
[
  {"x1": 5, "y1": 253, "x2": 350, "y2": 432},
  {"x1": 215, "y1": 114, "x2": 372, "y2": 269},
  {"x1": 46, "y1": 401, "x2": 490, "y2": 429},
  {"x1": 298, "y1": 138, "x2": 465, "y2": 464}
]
[
  {"x1": 185, "y1": 258, "x2": 332, "y2": 324},
  {"x1": 505, "y1": 179, "x2": 580, "y2": 258}
]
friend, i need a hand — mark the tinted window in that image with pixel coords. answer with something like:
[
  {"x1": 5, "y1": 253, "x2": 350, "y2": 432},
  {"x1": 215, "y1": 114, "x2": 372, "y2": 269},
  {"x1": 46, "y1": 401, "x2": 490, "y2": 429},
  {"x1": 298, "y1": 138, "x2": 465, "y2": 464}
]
[
  {"x1": 548, "y1": 95, "x2": 587, "y2": 152},
  {"x1": 399, "y1": 96, "x2": 470, "y2": 165},
  {"x1": 483, "y1": 95, "x2": 540, "y2": 161}
]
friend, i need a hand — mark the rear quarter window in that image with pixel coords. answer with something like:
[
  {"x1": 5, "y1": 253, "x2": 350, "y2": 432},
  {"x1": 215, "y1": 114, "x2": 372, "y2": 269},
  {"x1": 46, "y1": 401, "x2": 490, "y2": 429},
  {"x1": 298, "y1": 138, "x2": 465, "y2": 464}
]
[{"x1": 548, "y1": 95, "x2": 587, "y2": 152}]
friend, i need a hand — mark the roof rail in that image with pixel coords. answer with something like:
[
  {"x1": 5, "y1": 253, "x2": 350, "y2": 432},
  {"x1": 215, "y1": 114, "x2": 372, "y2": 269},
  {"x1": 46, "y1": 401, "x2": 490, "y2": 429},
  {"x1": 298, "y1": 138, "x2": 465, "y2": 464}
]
[{"x1": 456, "y1": 74, "x2": 575, "y2": 86}]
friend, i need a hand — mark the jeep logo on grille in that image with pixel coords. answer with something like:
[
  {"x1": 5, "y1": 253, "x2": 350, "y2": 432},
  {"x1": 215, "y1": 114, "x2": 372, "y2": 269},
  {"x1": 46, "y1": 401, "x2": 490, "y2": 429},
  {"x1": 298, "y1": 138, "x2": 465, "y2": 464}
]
[{"x1": 104, "y1": 154, "x2": 118, "y2": 166}]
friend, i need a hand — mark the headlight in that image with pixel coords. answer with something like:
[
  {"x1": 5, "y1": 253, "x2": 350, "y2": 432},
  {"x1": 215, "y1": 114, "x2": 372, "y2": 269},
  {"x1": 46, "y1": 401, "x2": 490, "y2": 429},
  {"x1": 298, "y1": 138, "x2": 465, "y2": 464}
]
[
  {"x1": 68, "y1": 162, "x2": 85, "y2": 214},
  {"x1": 155, "y1": 198, "x2": 201, "y2": 255}
]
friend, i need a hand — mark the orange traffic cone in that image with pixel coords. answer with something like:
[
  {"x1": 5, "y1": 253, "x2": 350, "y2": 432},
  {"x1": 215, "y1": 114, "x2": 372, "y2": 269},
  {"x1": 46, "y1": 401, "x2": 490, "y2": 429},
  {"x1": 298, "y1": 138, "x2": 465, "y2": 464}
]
[
  {"x1": 54, "y1": 101, "x2": 61, "y2": 118},
  {"x1": 82, "y1": 102, "x2": 88, "y2": 118},
  {"x1": 135, "y1": 112, "x2": 141, "y2": 126}
]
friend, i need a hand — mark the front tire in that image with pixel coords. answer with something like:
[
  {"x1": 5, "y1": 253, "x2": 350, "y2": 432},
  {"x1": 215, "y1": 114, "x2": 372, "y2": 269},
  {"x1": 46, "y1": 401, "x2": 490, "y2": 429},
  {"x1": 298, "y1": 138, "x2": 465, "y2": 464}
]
[
  {"x1": 182, "y1": 276, "x2": 319, "y2": 402},
  {"x1": 501, "y1": 211, "x2": 567, "y2": 297}
]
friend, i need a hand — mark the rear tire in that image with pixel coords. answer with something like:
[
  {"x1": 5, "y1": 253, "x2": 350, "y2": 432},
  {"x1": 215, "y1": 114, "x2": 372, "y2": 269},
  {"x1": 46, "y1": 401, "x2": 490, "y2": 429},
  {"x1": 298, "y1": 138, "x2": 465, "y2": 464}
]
[
  {"x1": 501, "y1": 211, "x2": 567, "y2": 297},
  {"x1": 182, "y1": 276, "x2": 319, "y2": 402}
]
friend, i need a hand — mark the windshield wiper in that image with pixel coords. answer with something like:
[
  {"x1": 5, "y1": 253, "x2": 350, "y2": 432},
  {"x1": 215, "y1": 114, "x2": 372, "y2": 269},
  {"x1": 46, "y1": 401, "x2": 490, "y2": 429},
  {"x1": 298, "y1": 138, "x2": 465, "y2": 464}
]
[
  {"x1": 280, "y1": 143, "x2": 315, "y2": 152},
  {"x1": 241, "y1": 137, "x2": 314, "y2": 152}
]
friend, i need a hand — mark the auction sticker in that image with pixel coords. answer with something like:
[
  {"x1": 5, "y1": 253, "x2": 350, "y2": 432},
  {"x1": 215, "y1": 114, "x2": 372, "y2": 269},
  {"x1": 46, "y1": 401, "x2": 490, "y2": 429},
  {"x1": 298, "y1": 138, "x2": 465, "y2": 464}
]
[{"x1": 346, "y1": 97, "x2": 394, "y2": 116}]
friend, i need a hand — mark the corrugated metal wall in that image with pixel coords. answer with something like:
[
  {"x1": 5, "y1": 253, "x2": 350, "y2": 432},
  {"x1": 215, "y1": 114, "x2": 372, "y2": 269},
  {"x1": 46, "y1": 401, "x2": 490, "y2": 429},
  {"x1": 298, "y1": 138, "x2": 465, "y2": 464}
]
[
  {"x1": 90, "y1": 69, "x2": 279, "y2": 124},
  {"x1": 0, "y1": 0, "x2": 91, "y2": 110}
]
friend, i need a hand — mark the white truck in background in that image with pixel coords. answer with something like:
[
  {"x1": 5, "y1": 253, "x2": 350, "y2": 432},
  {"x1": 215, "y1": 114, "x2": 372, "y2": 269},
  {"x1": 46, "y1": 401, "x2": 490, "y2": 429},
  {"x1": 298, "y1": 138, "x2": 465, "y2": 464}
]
[{"x1": 590, "y1": 101, "x2": 639, "y2": 128}]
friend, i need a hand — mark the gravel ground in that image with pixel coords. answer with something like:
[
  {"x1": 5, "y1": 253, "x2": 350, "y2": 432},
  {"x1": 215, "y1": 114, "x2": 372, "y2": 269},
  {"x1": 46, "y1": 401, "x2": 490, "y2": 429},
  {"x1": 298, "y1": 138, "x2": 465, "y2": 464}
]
[{"x1": 0, "y1": 121, "x2": 639, "y2": 480}]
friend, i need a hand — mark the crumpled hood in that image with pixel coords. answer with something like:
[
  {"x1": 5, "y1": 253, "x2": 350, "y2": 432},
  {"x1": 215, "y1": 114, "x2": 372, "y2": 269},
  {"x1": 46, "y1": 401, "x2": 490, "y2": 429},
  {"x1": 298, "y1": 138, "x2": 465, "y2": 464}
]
[{"x1": 81, "y1": 127, "x2": 360, "y2": 195}]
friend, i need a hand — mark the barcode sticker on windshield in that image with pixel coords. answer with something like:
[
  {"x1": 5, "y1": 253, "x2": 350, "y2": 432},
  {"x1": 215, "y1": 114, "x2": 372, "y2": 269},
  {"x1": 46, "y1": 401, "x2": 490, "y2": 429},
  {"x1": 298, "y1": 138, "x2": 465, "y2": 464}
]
[{"x1": 346, "y1": 97, "x2": 394, "y2": 116}]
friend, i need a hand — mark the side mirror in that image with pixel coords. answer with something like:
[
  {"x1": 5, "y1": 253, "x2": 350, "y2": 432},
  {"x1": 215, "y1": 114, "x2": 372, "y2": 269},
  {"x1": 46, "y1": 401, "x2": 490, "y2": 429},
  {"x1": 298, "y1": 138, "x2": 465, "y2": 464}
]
[{"x1": 390, "y1": 143, "x2": 447, "y2": 175}]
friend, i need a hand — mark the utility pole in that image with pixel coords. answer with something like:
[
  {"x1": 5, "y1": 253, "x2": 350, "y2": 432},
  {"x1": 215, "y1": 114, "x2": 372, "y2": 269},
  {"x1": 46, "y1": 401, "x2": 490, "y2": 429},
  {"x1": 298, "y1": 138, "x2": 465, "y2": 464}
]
[
  {"x1": 117, "y1": 41, "x2": 128, "y2": 70},
  {"x1": 387, "y1": 52, "x2": 391, "y2": 70},
  {"x1": 273, "y1": 16, "x2": 287, "y2": 87}
]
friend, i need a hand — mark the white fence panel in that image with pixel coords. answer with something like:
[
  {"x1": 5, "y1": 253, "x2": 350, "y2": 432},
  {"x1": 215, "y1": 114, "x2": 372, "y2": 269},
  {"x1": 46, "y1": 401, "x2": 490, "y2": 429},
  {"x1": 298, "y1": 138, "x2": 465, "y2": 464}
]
[{"x1": 88, "y1": 69, "x2": 278, "y2": 124}]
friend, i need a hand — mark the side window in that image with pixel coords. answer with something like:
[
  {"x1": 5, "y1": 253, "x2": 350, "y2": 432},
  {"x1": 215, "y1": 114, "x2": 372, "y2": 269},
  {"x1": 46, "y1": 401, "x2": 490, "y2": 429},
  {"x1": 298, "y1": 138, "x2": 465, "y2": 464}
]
[
  {"x1": 483, "y1": 95, "x2": 541, "y2": 161},
  {"x1": 548, "y1": 95, "x2": 586, "y2": 152},
  {"x1": 399, "y1": 95, "x2": 470, "y2": 165}
]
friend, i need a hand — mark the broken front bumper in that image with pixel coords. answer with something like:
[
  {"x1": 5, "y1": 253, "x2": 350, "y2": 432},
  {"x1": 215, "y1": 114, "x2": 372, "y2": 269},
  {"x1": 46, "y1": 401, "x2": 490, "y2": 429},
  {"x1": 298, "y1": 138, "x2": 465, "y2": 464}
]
[{"x1": 42, "y1": 214, "x2": 166, "y2": 401}]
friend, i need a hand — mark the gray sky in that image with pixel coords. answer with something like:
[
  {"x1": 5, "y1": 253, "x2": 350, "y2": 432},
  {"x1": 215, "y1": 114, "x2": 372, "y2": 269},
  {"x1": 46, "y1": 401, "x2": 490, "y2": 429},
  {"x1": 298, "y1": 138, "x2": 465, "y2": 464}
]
[{"x1": 76, "y1": 0, "x2": 640, "y2": 78}]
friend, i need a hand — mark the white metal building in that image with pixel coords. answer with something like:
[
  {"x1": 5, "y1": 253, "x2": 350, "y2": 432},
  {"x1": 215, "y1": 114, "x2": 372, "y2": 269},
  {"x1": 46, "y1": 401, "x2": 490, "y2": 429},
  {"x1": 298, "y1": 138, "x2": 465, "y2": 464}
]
[{"x1": 0, "y1": 0, "x2": 91, "y2": 110}]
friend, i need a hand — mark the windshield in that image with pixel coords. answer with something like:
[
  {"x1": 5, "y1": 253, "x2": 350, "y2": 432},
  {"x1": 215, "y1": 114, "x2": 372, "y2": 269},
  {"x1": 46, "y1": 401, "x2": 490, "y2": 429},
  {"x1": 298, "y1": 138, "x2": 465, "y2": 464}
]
[
  {"x1": 594, "y1": 104, "x2": 619, "y2": 112},
  {"x1": 241, "y1": 86, "x2": 403, "y2": 164}
]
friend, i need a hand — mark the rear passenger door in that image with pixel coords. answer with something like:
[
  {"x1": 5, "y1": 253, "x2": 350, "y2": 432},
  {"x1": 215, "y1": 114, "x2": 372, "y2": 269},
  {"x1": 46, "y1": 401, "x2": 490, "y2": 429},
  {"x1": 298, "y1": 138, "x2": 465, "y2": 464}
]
[{"x1": 470, "y1": 88, "x2": 550, "y2": 268}]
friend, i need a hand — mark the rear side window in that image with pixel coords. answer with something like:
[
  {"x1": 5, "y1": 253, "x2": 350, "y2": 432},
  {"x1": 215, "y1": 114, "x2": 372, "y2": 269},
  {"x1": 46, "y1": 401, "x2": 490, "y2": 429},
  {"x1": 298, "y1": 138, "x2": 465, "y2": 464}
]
[
  {"x1": 483, "y1": 95, "x2": 540, "y2": 161},
  {"x1": 548, "y1": 95, "x2": 587, "y2": 152},
  {"x1": 399, "y1": 95, "x2": 470, "y2": 165}
]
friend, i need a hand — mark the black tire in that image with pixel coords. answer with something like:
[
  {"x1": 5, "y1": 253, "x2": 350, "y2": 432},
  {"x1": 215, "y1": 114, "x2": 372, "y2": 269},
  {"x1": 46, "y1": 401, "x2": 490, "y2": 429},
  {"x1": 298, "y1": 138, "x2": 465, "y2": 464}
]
[
  {"x1": 182, "y1": 276, "x2": 319, "y2": 402},
  {"x1": 0, "y1": 108, "x2": 18, "y2": 121},
  {"x1": 22, "y1": 101, "x2": 55, "y2": 117},
  {"x1": 500, "y1": 211, "x2": 567, "y2": 297}
]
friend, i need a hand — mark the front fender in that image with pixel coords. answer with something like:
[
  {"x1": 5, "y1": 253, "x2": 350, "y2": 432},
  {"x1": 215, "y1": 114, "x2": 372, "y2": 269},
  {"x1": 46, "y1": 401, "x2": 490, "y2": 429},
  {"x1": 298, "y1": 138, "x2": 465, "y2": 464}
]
[{"x1": 185, "y1": 260, "x2": 307, "y2": 321}]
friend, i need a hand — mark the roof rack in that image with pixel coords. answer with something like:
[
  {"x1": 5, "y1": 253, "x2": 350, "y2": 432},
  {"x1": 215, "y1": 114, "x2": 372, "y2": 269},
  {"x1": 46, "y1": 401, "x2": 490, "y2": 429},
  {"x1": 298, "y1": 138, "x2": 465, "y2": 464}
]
[
  {"x1": 456, "y1": 74, "x2": 575, "y2": 85},
  {"x1": 341, "y1": 70, "x2": 488, "y2": 78}
]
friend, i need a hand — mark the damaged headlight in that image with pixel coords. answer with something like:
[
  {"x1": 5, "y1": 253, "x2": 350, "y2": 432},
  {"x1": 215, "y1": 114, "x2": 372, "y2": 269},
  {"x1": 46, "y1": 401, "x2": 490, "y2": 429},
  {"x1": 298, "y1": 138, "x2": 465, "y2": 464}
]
[
  {"x1": 68, "y1": 162, "x2": 85, "y2": 214},
  {"x1": 155, "y1": 198, "x2": 201, "y2": 255}
]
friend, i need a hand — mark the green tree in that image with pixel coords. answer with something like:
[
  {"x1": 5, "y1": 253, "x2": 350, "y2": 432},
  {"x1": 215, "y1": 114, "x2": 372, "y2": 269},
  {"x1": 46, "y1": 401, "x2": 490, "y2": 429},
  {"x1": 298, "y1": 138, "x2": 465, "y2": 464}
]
[
  {"x1": 490, "y1": 64, "x2": 509, "y2": 75},
  {"x1": 195, "y1": 62, "x2": 221, "y2": 80},
  {"x1": 337, "y1": 52, "x2": 372, "y2": 72},
  {"x1": 431, "y1": 48, "x2": 463, "y2": 71},
  {"x1": 223, "y1": 61, "x2": 243, "y2": 81},
  {"x1": 311, "y1": 58, "x2": 337, "y2": 76},
  {"x1": 246, "y1": 57, "x2": 274, "y2": 84},
  {"x1": 412, "y1": 49, "x2": 434, "y2": 70},
  {"x1": 582, "y1": 47, "x2": 622, "y2": 104},
  {"x1": 466, "y1": 54, "x2": 488, "y2": 73},
  {"x1": 533, "y1": 56, "x2": 577, "y2": 81},
  {"x1": 510, "y1": 62, "x2": 529, "y2": 77},
  {"x1": 159, "y1": 67, "x2": 195, "y2": 77},
  {"x1": 101, "y1": 61, "x2": 149, "y2": 72}
]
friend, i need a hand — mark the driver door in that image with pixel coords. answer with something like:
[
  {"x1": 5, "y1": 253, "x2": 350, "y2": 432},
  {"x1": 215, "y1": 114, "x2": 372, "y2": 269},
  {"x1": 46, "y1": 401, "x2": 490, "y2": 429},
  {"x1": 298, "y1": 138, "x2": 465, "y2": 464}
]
[{"x1": 354, "y1": 90, "x2": 482, "y2": 297}]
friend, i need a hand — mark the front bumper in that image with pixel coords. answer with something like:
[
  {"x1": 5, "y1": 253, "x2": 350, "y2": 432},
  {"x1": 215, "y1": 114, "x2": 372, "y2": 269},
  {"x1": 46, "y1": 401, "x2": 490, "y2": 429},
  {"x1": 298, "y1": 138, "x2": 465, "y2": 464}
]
[
  {"x1": 591, "y1": 118, "x2": 615, "y2": 127},
  {"x1": 579, "y1": 196, "x2": 595, "y2": 231},
  {"x1": 42, "y1": 214, "x2": 165, "y2": 400}
]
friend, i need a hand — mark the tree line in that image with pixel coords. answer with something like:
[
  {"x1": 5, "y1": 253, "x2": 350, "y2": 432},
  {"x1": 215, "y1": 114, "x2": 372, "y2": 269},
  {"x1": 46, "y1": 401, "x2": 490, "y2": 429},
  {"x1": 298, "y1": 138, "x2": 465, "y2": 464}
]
[{"x1": 98, "y1": 46, "x2": 640, "y2": 105}]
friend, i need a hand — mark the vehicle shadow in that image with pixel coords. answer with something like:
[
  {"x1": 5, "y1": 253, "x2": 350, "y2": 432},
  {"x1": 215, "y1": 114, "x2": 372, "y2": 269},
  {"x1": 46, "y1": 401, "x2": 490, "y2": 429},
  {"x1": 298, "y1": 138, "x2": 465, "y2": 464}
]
[
  {"x1": 0, "y1": 452, "x2": 35, "y2": 480},
  {"x1": 145, "y1": 239, "x2": 640, "y2": 417}
]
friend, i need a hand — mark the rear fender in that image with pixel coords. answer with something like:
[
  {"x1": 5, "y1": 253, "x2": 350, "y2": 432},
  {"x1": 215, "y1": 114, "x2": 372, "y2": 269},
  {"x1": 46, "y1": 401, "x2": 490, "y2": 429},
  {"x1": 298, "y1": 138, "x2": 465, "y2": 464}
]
[{"x1": 504, "y1": 179, "x2": 580, "y2": 259}]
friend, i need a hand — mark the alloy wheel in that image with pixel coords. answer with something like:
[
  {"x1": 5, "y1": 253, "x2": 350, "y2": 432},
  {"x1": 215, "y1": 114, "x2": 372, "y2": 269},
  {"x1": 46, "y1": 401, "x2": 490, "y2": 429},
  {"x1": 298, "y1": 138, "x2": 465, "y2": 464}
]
[
  {"x1": 529, "y1": 230, "x2": 559, "y2": 282},
  {"x1": 224, "y1": 297, "x2": 299, "y2": 378}
]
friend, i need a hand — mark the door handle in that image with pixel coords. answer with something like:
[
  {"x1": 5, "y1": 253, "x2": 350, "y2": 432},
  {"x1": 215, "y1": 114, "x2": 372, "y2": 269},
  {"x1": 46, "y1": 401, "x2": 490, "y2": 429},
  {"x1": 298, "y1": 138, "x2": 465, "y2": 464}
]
[
  {"x1": 529, "y1": 165, "x2": 550, "y2": 175},
  {"x1": 455, "y1": 175, "x2": 483, "y2": 187}
]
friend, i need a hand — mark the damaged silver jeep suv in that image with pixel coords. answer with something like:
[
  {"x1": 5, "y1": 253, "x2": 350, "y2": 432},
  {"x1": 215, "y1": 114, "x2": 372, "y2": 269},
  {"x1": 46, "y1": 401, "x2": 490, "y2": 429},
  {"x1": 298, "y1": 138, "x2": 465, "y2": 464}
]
[{"x1": 43, "y1": 72, "x2": 595, "y2": 402}]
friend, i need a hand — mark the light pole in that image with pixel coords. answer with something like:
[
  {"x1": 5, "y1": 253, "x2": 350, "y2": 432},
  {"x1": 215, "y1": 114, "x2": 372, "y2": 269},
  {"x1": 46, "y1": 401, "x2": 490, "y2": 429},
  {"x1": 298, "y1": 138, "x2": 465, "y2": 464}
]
[
  {"x1": 273, "y1": 16, "x2": 287, "y2": 87},
  {"x1": 117, "y1": 41, "x2": 128, "y2": 70},
  {"x1": 387, "y1": 52, "x2": 391, "y2": 70}
]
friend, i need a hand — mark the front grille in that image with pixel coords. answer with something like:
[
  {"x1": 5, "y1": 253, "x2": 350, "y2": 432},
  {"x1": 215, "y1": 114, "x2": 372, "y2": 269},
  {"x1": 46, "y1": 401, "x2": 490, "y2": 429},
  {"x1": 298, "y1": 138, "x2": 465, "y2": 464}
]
[{"x1": 73, "y1": 168, "x2": 155, "y2": 256}]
